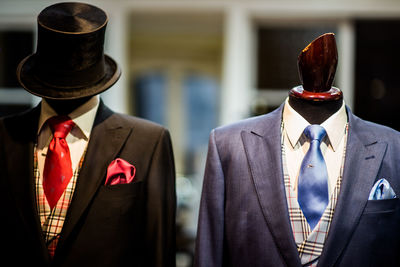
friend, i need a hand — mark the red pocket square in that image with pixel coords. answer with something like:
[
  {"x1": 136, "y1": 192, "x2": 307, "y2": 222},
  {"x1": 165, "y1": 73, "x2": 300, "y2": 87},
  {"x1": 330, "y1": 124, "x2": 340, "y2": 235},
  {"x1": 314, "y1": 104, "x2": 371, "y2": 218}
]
[{"x1": 105, "y1": 158, "x2": 136, "y2": 185}]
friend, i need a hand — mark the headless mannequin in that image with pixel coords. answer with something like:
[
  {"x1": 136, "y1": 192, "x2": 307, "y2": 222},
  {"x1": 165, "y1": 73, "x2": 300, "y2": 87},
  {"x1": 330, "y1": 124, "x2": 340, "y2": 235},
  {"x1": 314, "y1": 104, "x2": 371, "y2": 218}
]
[
  {"x1": 288, "y1": 95, "x2": 343, "y2": 125},
  {"x1": 45, "y1": 96, "x2": 92, "y2": 115},
  {"x1": 288, "y1": 33, "x2": 343, "y2": 125}
]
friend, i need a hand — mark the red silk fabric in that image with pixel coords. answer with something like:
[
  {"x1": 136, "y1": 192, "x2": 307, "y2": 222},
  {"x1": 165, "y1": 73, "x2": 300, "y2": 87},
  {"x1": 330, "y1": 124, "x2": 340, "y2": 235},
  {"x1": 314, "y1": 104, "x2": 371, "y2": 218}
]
[
  {"x1": 43, "y1": 116, "x2": 75, "y2": 210},
  {"x1": 105, "y1": 158, "x2": 136, "y2": 185}
]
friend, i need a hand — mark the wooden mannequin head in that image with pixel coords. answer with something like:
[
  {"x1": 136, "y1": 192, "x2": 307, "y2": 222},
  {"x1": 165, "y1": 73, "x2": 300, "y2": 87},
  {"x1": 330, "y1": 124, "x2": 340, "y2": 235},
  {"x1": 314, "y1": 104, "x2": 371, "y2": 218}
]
[{"x1": 288, "y1": 33, "x2": 343, "y2": 124}]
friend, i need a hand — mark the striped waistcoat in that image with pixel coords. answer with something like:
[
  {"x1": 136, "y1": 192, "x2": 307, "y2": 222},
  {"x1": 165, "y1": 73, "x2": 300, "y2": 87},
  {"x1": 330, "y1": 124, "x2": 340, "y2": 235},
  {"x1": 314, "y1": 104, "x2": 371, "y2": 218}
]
[
  {"x1": 281, "y1": 125, "x2": 348, "y2": 266},
  {"x1": 34, "y1": 145, "x2": 86, "y2": 257}
]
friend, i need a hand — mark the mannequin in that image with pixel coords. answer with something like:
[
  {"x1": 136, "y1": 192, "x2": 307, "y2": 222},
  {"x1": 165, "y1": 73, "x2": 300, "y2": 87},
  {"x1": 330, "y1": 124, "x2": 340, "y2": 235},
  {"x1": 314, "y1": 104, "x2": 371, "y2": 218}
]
[
  {"x1": 0, "y1": 3, "x2": 176, "y2": 266},
  {"x1": 195, "y1": 31, "x2": 400, "y2": 267},
  {"x1": 45, "y1": 96, "x2": 93, "y2": 115},
  {"x1": 288, "y1": 33, "x2": 343, "y2": 124}
]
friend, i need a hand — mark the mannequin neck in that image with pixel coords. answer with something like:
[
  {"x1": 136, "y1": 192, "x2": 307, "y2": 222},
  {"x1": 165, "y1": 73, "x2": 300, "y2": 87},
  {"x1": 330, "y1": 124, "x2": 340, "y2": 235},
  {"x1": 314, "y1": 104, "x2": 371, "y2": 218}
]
[
  {"x1": 288, "y1": 95, "x2": 343, "y2": 125},
  {"x1": 45, "y1": 96, "x2": 92, "y2": 115}
]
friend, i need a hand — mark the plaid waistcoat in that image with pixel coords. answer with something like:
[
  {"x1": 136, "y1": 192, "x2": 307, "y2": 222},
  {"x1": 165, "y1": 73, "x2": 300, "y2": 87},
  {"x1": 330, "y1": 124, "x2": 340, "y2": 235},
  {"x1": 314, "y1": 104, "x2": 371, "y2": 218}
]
[
  {"x1": 34, "y1": 145, "x2": 86, "y2": 257},
  {"x1": 281, "y1": 124, "x2": 348, "y2": 266}
]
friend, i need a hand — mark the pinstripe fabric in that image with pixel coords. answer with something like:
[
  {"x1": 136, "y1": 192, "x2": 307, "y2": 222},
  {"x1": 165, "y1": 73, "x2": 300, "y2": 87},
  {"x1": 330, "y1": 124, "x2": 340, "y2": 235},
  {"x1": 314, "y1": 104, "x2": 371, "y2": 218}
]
[
  {"x1": 282, "y1": 123, "x2": 348, "y2": 266},
  {"x1": 35, "y1": 145, "x2": 86, "y2": 258}
]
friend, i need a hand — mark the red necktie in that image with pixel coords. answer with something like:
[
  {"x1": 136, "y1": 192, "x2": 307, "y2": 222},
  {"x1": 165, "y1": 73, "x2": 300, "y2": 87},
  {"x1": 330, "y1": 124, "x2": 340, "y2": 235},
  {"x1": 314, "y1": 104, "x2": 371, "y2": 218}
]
[{"x1": 43, "y1": 116, "x2": 75, "y2": 210}]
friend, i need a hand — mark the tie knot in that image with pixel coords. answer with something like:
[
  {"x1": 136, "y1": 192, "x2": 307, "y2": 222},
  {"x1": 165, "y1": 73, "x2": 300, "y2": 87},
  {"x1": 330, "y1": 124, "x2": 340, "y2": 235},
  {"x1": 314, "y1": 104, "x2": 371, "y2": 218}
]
[
  {"x1": 304, "y1": 125, "x2": 326, "y2": 143},
  {"x1": 47, "y1": 116, "x2": 75, "y2": 139}
]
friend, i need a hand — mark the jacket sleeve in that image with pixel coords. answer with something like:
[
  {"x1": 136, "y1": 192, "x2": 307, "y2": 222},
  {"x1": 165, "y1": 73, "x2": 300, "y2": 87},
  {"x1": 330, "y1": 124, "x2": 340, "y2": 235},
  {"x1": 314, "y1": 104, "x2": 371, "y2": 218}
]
[
  {"x1": 194, "y1": 129, "x2": 225, "y2": 267},
  {"x1": 145, "y1": 128, "x2": 177, "y2": 267}
]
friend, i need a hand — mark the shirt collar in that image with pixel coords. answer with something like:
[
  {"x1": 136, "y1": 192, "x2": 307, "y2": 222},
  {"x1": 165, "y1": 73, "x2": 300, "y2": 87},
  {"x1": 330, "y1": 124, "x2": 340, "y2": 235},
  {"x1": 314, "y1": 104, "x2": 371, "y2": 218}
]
[
  {"x1": 283, "y1": 97, "x2": 347, "y2": 151},
  {"x1": 320, "y1": 101, "x2": 347, "y2": 151},
  {"x1": 38, "y1": 95, "x2": 100, "y2": 139}
]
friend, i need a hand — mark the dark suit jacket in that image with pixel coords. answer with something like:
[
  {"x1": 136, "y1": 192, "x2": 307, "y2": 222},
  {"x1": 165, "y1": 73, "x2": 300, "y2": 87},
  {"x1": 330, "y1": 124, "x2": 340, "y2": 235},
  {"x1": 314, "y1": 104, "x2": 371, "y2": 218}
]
[
  {"x1": 195, "y1": 104, "x2": 400, "y2": 267},
  {"x1": 0, "y1": 100, "x2": 176, "y2": 267}
]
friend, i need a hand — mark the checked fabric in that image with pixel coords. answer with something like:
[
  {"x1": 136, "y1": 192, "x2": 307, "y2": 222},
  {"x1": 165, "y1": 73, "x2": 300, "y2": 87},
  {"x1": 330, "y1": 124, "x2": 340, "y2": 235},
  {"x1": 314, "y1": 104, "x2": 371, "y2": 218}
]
[
  {"x1": 35, "y1": 146, "x2": 86, "y2": 258},
  {"x1": 281, "y1": 122, "x2": 348, "y2": 266}
]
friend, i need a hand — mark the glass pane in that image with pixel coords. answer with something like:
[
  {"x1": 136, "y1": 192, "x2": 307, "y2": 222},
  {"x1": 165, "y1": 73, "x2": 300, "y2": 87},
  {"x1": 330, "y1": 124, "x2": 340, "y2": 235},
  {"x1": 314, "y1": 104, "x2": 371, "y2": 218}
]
[
  {"x1": 183, "y1": 73, "x2": 219, "y2": 175},
  {"x1": 257, "y1": 26, "x2": 337, "y2": 90},
  {"x1": 355, "y1": 20, "x2": 400, "y2": 131},
  {"x1": 134, "y1": 71, "x2": 167, "y2": 126},
  {"x1": 0, "y1": 30, "x2": 34, "y2": 87},
  {"x1": 128, "y1": 13, "x2": 223, "y2": 265},
  {"x1": 0, "y1": 104, "x2": 31, "y2": 116}
]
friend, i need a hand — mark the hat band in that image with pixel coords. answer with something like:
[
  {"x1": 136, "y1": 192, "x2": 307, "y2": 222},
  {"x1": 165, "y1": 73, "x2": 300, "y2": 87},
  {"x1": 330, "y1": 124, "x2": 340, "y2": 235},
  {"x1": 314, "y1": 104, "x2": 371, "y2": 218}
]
[{"x1": 34, "y1": 56, "x2": 106, "y2": 88}]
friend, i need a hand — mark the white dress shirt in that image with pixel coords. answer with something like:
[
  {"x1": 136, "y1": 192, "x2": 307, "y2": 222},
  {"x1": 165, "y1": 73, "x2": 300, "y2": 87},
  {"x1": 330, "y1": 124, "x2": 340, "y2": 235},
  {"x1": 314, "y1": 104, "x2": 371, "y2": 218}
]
[
  {"x1": 282, "y1": 97, "x2": 348, "y2": 197},
  {"x1": 36, "y1": 95, "x2": 100, "y2": 182}
]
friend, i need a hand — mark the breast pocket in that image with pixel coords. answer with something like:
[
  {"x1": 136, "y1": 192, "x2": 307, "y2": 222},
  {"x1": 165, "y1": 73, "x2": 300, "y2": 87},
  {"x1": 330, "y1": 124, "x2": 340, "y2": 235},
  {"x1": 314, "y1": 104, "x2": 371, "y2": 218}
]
[
  {"x1": 355, "y1": 197, "x2": 400, "y2": 265},
  {"x1": 92, "y1": 181, "x2": 144, "y2": 222},
  {"x1": 363, "y1": 198, "x2": 399, "y2": 214},
  {"x1": 77, "y1": 181, "x2": 145, "y2": 253},
  {"x1": 99, "y1": 180, "x2": 143, "y2": 200}
]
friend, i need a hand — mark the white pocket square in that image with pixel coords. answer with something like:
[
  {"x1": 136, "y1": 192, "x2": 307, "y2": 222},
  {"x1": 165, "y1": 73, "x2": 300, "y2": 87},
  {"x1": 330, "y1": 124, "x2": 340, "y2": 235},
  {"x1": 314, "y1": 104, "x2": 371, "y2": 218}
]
[{"x1": 368, "y1": 178, "x2": 397, "y2": 200}]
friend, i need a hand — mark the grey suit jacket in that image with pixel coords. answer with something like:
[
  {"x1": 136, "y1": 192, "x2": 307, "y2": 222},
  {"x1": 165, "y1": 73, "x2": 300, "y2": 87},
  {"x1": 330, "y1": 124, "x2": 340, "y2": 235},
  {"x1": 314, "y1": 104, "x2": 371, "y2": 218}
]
[
  {"x1": 0, "y1": 100, "x2": 176, "y2": 267},
  {"x1": 195, "y1": 104, "x2": 400, "y2": 267}
]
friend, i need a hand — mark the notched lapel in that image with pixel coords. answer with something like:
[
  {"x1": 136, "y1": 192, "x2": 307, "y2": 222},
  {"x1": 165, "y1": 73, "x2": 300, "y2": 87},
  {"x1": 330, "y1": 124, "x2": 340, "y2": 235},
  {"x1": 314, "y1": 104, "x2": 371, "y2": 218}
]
[
  {"x1": 319, "y1": 123, "x2": 388, "y2": 267},
  {"x1": 58, "y1": 104, "x2": 133, "y2": 249},
  {"x1": 241, "y1": 130, "x2": 301, "y2": 267}
]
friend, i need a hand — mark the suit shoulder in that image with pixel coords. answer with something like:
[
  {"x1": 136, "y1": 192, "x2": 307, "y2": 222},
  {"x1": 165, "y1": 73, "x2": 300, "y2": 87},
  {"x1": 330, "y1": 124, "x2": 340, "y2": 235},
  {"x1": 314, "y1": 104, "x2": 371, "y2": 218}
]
[
  {"x1": 213, "y1": 107, "x2": 281, "y2": 136},
  {"x1": 349, "y1": 113, "x2": 400, "y2": 151},
  {"x1": 112, "y1": 113, "x2": 169, "y2": 136},
  {"x1": 0, "y1": 107, "x2": 39, "y2": 139},
  {"x1": 0, "y1": 106, "x2": 37, "y2": 123},
  {"x1": 213, "y1": 115, "x2": 263, "y2": 136},
  {"x1": 211, "y1": 107, "x2": 282, "y2": 148},
  {"x1": 351, "y1": 113, "x2": 400, "y2": 140}
]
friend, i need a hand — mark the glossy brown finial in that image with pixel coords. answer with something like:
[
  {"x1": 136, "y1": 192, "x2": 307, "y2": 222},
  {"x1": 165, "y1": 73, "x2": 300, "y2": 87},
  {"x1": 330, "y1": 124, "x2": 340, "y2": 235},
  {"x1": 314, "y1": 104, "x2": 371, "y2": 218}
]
[{"x1": 289, "y1": 33, "x2": 342, "y2": 101}]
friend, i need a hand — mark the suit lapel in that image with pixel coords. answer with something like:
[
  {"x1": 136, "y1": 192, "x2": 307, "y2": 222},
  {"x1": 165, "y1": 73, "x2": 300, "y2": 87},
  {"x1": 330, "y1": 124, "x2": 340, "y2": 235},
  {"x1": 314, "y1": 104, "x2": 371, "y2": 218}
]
[
  {"x1": 241, "y1": 105, "x2": 301, "y2": 267},
  {"x1": 4, "y1": 105, "x2": 50, "y2": 263},
  {"x1": 57, "y1": 102, "x2": 132, "y2": 248},
  {"x1": 318, "y1": 109, "x2": 387, "y2": 267}
]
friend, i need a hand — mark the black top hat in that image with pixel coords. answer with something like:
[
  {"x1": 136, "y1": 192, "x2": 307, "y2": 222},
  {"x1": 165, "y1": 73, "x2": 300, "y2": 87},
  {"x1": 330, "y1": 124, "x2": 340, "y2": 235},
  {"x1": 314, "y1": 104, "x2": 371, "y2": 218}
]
[{"x1": 16, "y1": 2, "x2": 121, "y2": 99}]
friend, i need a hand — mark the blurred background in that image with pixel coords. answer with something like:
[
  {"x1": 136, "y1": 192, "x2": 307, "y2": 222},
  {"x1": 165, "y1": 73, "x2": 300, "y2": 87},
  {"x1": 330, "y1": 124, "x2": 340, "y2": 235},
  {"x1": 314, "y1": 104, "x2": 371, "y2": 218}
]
[{"x1": 1, "y1": 0, "x2": 400, "y2": 266}]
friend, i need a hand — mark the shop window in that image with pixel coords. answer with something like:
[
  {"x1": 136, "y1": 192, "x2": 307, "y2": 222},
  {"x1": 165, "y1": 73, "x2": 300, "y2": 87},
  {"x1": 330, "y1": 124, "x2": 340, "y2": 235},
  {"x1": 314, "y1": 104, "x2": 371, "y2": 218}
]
[
  {"x1": 255, "y1": 25, "x2": 337, "y2": 115},
  {"x1": 0, "y1": 30, "x2": 33, "y2": 88}
]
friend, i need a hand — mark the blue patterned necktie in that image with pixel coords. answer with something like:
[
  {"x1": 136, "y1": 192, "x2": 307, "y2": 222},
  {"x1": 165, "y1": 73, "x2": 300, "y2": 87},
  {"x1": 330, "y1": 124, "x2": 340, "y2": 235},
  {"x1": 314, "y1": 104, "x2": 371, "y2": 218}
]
[{"x1": 298, "y1": 125, "x2": 329, "y2": 230}]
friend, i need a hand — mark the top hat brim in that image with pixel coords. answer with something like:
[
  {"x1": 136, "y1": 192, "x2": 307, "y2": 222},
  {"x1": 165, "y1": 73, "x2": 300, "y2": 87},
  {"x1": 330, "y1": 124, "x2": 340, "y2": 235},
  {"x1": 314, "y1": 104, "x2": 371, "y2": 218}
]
[{"x1": 16, "y1": 53, "x2": 121, "y2": 100}]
